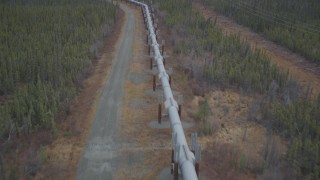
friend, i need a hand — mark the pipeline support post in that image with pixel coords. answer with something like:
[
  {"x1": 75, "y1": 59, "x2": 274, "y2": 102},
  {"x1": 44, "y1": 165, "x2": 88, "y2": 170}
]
[
  {"x1": 178, "y1": 95, "x2": 183, "y2": 118},
  {"x1": 154, "y1": 23, "x2": 158, "y2": 33},
  {"x1": 171, "y1": 149, "x2": 174, "y2": 164},
  {"x1": 157, "y1": 94, "x2": 163, "y2": 124},
  {"x1": 192, "y1": 133, "x2": 201, "y2": 178},
  {"x1": 173, "y1": 144, "x2": 180, "y2": 180},
  {"x1": 173, "y1": 162, "x2": 178, "y2": 180},
  {"x1": 127, "y1": 1, "x2": 200, "y2": 179},
  {"x1": 195, "y1": 163, "x2": 200, "y2": 177},
  {"x1": 153, "y1": 75, "x2": 156, "y2": 91},
  {"x1": 161, "y1": 40, "x2": 165, "y2": 55},
  {"x1": 155, "y1": 29, "x2": 159, "y2": 41},
  {"x1": 158, "y1": 104, "x2": 161, "y2": 124}
]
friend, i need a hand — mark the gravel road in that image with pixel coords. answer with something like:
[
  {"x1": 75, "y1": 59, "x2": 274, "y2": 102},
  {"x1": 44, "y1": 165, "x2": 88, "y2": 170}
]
[{"x1": 76, "y1": 5, "x2": 134, "y2": 180}]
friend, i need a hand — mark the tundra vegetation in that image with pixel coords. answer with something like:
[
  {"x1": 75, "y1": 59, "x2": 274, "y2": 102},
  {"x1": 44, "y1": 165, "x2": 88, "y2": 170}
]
[
  {"x1": 149, "y1": 0, "x2": 320, "y2": 178},
  {"x1": 200, "y1": 0, "x2": 320, "y2": 64}
]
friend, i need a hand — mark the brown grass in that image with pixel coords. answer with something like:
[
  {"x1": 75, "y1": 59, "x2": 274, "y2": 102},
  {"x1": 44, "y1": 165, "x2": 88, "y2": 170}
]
[
  {"x1": 152, "y1": 3, "x2": 290, "y2": 178},
  {"x1": 113, "y1": 4, "x2": 180, "y2": 179}
]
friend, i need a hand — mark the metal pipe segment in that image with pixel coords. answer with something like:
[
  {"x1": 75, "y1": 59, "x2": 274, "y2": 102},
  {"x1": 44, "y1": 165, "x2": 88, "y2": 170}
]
[{"x1": 126, "y1": 0, "x2": 198, "y2": 179}]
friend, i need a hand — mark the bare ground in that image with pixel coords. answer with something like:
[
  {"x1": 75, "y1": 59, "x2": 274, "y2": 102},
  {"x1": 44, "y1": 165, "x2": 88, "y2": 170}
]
[
  {"x1": 34, "y1": 8, "x2": 125, "y2": 180},
  {"x1": 188, "y1": 90, "x2": 287, "y2": 179},
  {"x1": 115, "y1": 4, "x2": 173, "y2": 179},
  {"x1": 193, "y1": 0, "x2": 320, "y2": 95}
]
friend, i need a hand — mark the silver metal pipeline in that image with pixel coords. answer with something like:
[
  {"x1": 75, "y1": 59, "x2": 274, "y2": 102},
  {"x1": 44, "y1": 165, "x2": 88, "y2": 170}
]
[{"x1": 126, "y1": 0, "x2": 199, "y2": 179}]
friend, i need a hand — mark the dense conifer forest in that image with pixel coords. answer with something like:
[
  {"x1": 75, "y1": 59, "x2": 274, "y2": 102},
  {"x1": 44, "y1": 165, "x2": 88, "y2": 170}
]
[
  {"x1": 150, "y1": 0, "x2": 320, "y2": 178},
  {"x1": 200, "y1": 0, "x2": 320, "y2": 63},
  {"x1": 0, "y1": 0, "x2": 319, "y2": 178},
  {"x1": 0, "y1": 0, "x2": 117, "y2": 138}
]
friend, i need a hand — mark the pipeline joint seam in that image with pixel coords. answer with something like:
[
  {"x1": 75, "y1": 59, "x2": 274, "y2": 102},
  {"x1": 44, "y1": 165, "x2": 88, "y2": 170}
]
[
  {"x1": 165, "y1": 98, "x2": 178, "y2": 110},
  {"x1": 158, "y1": 71, "x2": 169, "y2": 80},
  {"x1": 171, "y1": 121, "x2": 182, "y2": 128}
]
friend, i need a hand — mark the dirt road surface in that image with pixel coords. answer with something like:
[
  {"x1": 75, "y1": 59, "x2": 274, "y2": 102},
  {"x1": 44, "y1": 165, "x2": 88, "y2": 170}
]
[
  {"x1": 193, "y1": 1, "x2": 320, "y2": 95},
  {"x1": 76, "y1": 5, "x2": 135, "y2": 179}
]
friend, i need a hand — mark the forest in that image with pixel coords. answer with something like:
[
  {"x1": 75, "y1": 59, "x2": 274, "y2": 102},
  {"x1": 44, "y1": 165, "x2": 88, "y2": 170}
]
[
  {"x1": 149, "y1": 0, "x2": 320, "y2": 178},
  {"x1": 0, "y1": 0, "x2": 117, "y2": 139},
  {"x1": 199, "y1": 0, "x2": 320, "y2": 64}
]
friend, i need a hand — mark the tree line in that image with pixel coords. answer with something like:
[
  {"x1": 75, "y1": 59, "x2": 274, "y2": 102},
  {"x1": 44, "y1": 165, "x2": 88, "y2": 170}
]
[
  {"x1": 0, "y1": 0, "x2": 118, "y2": 138},
  {"x1": 149, "y1": 0, "x2": 320, "y2": 178},
  {"x1": 200, "y1": 0, "x2": 320, "y2": 64}
]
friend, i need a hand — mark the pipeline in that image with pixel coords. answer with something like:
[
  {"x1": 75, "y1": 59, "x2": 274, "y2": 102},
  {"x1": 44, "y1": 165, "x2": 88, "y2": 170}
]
[{"x1": 123, "y1": 0, "x2": 201, "y2": 179}]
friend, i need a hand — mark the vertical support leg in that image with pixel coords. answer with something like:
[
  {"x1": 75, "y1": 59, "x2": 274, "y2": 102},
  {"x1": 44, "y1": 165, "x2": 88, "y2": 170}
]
[
  {"x1": 171, "y1": 163, "x2": 174, "y2": 175},
  {"x1": 171, "y1": 149, "x2": 174, "y2": 163},
  {"x1": 173, "y1": 162, "x2": 178, "y2": 180},
  {"x1": 153, "y1": 75, "x2": 156, "y2": 91},
  {"x1": 169, "y1": 75, "x2": 172, "y2": 86},
  {"x1": 171, "y1": 149, "x2": 174, "y2": 175},
  {"x1": 178, "y1": 104, "x2": 182, "y2": 118},
  {"x1": 163, "y1": 58, "x2": 166, "y2": 67},
  {"x1": 158, "y1": 103, "x2": 162, "y2": 124},
  {"x1": 148, "y1": 45, "x2": 151, "y2": 55},
  {"x1": 156, "y1": 30, "x2": 159, "y2": 41},
  {"x1": 195, "y1": 163, "x2": 200, "y2": 178},
  {"x1": 150, "y1": 58, "x2": 153, "y2": 69},
  {"x1": 162, "y1": 44, "x2": 165, "y2": 55},
  {"x1": 146, "y1": 35, "x2": 148, "y2": 44}
]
